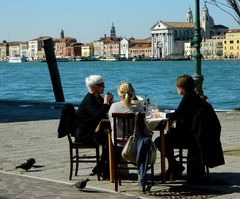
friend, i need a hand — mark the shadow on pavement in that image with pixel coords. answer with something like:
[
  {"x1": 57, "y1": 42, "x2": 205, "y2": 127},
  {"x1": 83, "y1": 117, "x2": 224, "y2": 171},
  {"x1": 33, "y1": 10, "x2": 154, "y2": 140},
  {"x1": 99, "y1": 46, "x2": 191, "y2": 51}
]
[
  {"x1": 147, "y1": 172, "x2": 240, "y2": 198},
  {"x1": 0, "y1": 100, "x2": 65, "y2": 123}
]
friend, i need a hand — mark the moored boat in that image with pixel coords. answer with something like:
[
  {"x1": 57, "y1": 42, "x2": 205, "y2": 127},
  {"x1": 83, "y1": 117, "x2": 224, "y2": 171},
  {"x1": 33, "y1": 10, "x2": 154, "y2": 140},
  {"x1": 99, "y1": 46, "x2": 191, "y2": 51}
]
[{"x1": 8, "y1": 57, "x2": 28, "y2": 63}]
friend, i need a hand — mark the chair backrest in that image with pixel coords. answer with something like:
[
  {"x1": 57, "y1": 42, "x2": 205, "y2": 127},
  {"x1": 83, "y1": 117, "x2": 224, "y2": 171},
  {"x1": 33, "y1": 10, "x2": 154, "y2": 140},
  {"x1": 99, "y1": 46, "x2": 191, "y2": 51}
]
[{"x1": 112, "y1": 112, "x2": 145, "y2": 147}]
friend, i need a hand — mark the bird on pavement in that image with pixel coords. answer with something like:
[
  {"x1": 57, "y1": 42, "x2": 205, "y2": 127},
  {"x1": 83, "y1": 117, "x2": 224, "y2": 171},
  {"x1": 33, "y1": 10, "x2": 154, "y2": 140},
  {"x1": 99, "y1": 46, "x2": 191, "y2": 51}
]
[
  {"x1": 16, "y1": 158, "x2": 36, "y2": 171},
  {"x1": 75, "y1": 178, "x2": 90, "y2": 191}
]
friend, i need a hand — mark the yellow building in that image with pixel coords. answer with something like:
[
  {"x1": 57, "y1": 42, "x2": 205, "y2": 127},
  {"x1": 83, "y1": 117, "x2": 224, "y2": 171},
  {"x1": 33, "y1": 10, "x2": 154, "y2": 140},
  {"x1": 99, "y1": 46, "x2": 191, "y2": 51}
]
[
  {"x1": 223, "y1": 29, "x2": 240, "y2": 59},
  {"x1": 81, "y1": 43, "x2": 93, "y2": 58}
]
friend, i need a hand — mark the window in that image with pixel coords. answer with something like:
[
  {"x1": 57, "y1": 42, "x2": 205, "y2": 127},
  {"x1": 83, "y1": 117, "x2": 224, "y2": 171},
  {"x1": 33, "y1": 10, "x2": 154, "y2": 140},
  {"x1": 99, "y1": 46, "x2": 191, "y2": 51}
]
[{"x1": 230, "y1": 40, "x2": 234, "y2": 44}]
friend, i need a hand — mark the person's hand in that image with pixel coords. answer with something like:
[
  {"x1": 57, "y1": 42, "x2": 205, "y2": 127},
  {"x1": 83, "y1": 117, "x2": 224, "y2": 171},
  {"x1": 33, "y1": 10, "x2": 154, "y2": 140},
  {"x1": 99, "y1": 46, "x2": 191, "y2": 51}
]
[
  {"x1": 104, "y1": 94, "x2": 110, "y2": 104},
  {"x1": 108, "y1": 92, "x2": 114, "y2": 104},
  {"x1": 104, "y1": 93, "x2": 114, "y2": 105}
]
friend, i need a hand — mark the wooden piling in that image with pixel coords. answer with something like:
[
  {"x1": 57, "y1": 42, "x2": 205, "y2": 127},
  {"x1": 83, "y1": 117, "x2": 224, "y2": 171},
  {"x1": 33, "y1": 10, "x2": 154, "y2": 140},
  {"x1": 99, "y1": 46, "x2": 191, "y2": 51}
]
[{"x1": 43, "y1": 38, "x2": 65, "y2": 102}]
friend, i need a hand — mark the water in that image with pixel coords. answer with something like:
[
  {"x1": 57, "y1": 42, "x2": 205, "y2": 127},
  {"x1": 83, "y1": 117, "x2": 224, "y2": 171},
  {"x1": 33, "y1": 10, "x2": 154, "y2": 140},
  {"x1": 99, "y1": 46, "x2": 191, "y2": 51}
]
[{"x1": 0, "y1": 60, "x2": 239, "y2": 110}]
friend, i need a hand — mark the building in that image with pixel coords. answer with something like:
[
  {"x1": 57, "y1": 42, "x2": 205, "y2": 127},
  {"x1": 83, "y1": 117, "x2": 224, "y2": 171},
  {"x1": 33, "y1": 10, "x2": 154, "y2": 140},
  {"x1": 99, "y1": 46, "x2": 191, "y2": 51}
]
[
  {"x1": 93, "y1": 40, "x2": 104, "y2": 57},
  {"x1": 20, "y1": 42, "x2": 28, "y2": 58},
  {"x1": 0, "y1": 41, "x2": 9, "y2": 60},
  {"x1": 223, "y1": 29, "x2": 240, "y2": 59},
  {"x1": 9, "y1": 42, "x2": 21, "y2": 57},
  {"x1": 129, "y1": 38, "x2": 152, "y2": 59},
  {"x1": 54, "y1": 30, "x2": 77, "y2": 58},
  {"x1": 28, "y1": 36, "x2": 48, "y2": 60},
  {"x1": 151, "y1": 4, "x2": 228, "y2": 59},
  {"x1": 120, "y1": 38, "x2": 129, "y2": 59},
  {"x1": 201, "y1": 38, "x2": 214, "y2": 59},
  {"x1": 211, "y1": 35, "x2": 225, "y2": 59},
  {"x1": 81, "y1": 43, "x2": 93, "y2": 57},
  {"x1": 65, "y1": 42, "x2": 83, "y2": 58},
  {"x1": 103, "y1": 37, "x2": 120, "y2": 57},
  {"x1": 151, "y1": 21, "x2": 194, "y2": 59},
  {"x1": 185, "y1": 35, "x2": 225, "y2": 59},
  {"x1": 201, "y1": 2, "x2": 228, "y2": 38}
]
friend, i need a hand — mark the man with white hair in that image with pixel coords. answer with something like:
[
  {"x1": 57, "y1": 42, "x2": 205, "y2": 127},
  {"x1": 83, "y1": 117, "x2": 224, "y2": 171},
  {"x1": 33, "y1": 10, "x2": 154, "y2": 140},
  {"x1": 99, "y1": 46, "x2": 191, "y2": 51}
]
[{"x1": 75, "y1": 75, "x2": 113, "y2": 179}]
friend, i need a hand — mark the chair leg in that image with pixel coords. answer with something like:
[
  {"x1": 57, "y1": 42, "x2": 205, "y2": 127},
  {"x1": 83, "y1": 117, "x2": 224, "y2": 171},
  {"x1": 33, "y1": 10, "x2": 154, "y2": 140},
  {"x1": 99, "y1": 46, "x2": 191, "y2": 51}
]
[
  {"x1": 179, "y1": 148, "x2": 183, "y2": 166},
  {"x1": 114, "y1": 156, "x2": 118, "y2": 192},
  {"x1": 206, "y1": 166, "x2": 209, "y2": 178},
  {"x1": 119, "y1": 167, "x2": 121, "y2": 186},
  {"x1": 69, "y1": 147, "x2": 73, "y2": 180},
  {"x1": 151, "y1": 165, "x2": 155, "y2": 186},
  {"x1": 96, "y1": 145, "x2": 101, "y2": 181},
  {"x1": 75, "y1": 148, "x2": 79, "y2": 176}
]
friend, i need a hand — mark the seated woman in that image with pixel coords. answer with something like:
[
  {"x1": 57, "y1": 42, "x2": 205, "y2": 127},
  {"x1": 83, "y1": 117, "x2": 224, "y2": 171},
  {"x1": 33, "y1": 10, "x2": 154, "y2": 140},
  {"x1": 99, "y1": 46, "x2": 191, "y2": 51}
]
[
  {"x1": 75, "y1": 75, "x2": 113, "y2": 143},
  {"x1": 75, "y1": 75, "x2": 113, "y2": 179},
  {"x1": 154, "y1": 75, "x2": 203, "y2": 179},
  {"x1": 108, "y1": 81, "x2": 143, "y2": 141}
]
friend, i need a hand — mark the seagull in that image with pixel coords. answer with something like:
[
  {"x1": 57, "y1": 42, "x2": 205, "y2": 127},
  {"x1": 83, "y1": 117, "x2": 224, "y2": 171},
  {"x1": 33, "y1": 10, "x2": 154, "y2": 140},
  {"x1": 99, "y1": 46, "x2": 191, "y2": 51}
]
[
  {"x1": 75, "y1": 178, "x2": 90, "y2": 191},
  {"x1": 16, "y1": 158, "x2": 36, "y2": 171}
]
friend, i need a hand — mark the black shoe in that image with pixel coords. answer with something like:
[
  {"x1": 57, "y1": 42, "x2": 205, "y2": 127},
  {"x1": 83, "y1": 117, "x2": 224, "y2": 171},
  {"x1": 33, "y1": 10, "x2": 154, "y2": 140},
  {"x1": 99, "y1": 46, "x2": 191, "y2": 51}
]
[{"x1": 166, "y1": 164, "x2": 185, "y2": 180}]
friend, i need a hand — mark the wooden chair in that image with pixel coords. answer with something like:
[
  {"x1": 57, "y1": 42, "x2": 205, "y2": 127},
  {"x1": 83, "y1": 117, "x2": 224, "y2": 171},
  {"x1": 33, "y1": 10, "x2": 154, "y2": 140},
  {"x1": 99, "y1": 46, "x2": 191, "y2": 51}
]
[
  {"x1": 112, "y1": 113, "x2": 154, "y2": 192},
  {"x1": 67, "y1": 134, "x2": 101, "y2": 181},
  {"x1": 58, "y1": 103, "x2": 101, "y2": 181}
]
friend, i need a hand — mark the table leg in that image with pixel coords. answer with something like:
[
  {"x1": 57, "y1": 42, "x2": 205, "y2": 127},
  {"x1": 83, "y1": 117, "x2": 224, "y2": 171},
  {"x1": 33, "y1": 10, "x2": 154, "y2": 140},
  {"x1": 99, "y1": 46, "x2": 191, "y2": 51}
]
[
  {"x1": 108, "y1": 131, "x2": 115, "y2": 182},
  {"x1": 160, "y1": 130, "x2": 166, "y2": 183}
]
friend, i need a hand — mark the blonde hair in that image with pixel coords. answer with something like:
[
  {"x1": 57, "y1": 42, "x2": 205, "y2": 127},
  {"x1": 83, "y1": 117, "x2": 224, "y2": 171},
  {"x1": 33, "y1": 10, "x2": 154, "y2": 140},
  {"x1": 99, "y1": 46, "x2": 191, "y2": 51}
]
[{"x1": 117, "y1": 81, "x2": 136, "y2": 107}]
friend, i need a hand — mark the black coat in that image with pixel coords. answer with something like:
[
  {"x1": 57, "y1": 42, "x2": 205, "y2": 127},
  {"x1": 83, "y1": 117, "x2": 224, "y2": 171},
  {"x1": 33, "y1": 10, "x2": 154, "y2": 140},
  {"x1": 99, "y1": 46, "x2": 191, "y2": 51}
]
[
  {"x1": 57, "y1": 103, "x2": 77, "y2": 138},
  {"x1": 167, "y1": 92, "x2": 203, "y2": 136},
  {"x1": 191, "y1": 101, "x2": 225, "y2": 168},
  {"x1": 75, "y1": 93, "x2": 110, "y2": 142}
]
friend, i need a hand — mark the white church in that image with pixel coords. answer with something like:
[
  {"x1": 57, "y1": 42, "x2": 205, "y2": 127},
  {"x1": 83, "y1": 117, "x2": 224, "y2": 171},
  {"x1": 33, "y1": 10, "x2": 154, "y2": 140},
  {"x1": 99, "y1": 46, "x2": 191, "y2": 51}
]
[{"x1": 151, "y1": 2, "x2": 228, "y2": 59}]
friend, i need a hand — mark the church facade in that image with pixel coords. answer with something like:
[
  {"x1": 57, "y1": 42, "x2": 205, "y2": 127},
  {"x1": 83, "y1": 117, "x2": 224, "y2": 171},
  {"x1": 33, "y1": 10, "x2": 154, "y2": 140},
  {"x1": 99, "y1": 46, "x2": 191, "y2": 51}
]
[{"x1": 151, "y1": 3, "x2": 228, "y2": 59}]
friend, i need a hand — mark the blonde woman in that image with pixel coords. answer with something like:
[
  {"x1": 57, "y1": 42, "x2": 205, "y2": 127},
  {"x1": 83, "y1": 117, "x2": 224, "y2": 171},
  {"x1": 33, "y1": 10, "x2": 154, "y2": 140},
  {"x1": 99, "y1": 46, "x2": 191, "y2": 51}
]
[{"x1": 108, "y1": 81, "x2": 143, "y2": 140}]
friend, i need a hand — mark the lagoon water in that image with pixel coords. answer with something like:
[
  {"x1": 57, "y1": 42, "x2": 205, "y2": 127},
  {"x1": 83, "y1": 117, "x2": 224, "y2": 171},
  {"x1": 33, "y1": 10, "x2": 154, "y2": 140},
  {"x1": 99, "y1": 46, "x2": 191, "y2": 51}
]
[{"x1": 0, "y1": 60, "x2": 239, "y2": 110}]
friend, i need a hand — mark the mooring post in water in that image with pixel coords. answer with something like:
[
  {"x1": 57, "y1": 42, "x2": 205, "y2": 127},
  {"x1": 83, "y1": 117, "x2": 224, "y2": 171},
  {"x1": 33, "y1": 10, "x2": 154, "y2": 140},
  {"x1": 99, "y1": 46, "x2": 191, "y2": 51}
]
[{"x1": 43, "y1": 38, "x2": 65, "y2": 102}]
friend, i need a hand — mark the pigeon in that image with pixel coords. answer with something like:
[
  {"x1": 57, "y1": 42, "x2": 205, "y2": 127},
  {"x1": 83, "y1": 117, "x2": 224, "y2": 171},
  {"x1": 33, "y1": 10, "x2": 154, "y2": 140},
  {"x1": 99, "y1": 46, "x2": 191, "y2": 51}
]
[
  {"x1": 16, "y1": 158, "x2": 36, "y2": 171},
  {"x1": 75, "y1": 178, "x2": 90, "y2": 191}
]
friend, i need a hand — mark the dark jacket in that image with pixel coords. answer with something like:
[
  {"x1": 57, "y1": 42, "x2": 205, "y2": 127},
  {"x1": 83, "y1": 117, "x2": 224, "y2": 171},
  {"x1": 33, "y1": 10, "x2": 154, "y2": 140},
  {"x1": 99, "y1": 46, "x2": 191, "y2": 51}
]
[
  {"x1": 167, "y1": 92, "x2": 203, "y2": 136},
  {"x1": 75, "y1": 93, "x2": 110, "y2": 142},
  {"x1": 57, "y1": 103, "x2": 77, "y2": 138},
  {"x1": 191, "y1": 101, "x2": 225, "y2": 168}
]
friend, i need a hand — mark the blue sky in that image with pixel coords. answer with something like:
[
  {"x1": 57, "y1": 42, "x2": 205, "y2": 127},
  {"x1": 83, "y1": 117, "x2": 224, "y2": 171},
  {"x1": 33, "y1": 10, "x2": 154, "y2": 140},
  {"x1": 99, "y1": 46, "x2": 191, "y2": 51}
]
[{"x1": 0, "y1": 0, "x2": 238, "y2": 43}]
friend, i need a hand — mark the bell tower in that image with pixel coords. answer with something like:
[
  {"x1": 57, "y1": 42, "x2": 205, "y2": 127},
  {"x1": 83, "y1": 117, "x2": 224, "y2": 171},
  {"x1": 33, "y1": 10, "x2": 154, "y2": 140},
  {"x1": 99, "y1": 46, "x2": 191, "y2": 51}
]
[
  {"x1": 186, "y1": 7, "x2": 193, "y2": 23},
  {"x1": 110, "y1": 23, "x2": 116, "y2": 38}
]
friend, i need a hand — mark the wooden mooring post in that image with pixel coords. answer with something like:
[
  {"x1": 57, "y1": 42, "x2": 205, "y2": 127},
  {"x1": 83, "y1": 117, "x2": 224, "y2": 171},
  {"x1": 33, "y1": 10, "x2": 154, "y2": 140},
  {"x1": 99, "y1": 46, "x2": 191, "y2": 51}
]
[{"x1": 43, "y1": 38, "x2": 65, "y2": 102}]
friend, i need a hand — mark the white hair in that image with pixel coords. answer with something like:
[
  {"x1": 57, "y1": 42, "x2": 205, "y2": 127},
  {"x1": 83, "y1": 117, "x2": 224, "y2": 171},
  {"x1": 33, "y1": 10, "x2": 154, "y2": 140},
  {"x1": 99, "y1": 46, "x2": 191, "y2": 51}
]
[{"x1": 85, "y1": 75, "x2": 104, "y2": 92}]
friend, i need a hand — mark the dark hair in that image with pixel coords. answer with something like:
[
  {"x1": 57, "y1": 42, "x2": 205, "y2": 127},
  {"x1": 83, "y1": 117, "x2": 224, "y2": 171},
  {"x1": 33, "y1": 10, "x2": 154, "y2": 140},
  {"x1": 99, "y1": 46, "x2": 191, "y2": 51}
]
[{"x1": 176, "y1": 74, "x2": 195, "y2": 93}]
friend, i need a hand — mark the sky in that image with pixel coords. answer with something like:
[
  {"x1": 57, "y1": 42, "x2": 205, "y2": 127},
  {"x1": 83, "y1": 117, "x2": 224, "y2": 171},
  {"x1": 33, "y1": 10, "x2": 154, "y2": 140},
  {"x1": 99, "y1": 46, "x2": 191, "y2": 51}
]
[{"x1": 0, "y1": 0, "x2": 239, "y2": 43}]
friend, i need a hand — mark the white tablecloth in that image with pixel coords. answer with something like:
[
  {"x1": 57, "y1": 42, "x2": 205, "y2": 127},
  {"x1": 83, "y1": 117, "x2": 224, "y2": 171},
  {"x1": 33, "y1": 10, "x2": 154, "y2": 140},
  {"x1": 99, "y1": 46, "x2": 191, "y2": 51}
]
[{"x1": 146, "y1": 117, "x2": 168, "y2": 131}]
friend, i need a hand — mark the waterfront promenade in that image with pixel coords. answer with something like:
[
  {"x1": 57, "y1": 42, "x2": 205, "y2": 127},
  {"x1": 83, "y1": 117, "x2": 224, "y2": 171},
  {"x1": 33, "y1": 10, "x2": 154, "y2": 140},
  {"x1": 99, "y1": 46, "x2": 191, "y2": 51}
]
[{"x1": 0, "y1": 100, "x2": 240, "y2": 198}]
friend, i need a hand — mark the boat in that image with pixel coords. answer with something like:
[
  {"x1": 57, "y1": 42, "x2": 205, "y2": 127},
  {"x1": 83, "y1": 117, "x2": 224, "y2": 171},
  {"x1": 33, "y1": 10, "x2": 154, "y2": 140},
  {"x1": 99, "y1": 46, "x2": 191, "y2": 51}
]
[
  {"x1": 99, "y1": 56, "x2": 118, "y2": 61},
  {"x1": 41, "y1": 58, "x2": 70, "y2": 62},
  {"x1": 8, "y1": 57, "x2": 28, "y2": 63}
]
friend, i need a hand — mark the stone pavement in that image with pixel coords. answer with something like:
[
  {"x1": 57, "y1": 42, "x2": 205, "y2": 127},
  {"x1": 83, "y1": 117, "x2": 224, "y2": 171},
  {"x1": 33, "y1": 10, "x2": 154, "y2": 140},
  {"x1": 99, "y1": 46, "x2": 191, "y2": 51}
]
[
  {"x1": 0, "y1": 100, "x2": 240, "y2": 198},
  {"x1": 0, "y1": 172, "x2": 136, "y2": 199}
]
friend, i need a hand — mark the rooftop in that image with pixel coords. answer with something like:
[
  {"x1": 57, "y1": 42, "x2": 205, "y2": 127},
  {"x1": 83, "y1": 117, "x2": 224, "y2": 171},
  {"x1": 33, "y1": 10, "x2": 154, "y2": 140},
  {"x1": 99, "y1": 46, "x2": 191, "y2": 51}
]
[
  {"x1": 228, "y1": 29, "x2": 240, "y2": 33},
  {"x1": 161, "y1": 21, "x2": 194, "y2": 28}
]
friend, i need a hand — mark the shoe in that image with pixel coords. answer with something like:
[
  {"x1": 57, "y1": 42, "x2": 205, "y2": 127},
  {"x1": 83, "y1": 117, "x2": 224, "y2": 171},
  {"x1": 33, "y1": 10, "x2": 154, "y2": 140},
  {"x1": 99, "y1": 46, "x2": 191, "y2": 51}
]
[{"x1": 166, "y1": 164, "x2": 185, "y2": 180}]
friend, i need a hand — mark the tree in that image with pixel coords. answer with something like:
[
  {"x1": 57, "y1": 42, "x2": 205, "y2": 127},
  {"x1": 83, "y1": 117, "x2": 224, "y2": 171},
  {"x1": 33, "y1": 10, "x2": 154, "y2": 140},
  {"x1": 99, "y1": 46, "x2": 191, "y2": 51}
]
[{"x1": 208, "y1": 0, "x2": 240, "y2": 24}]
